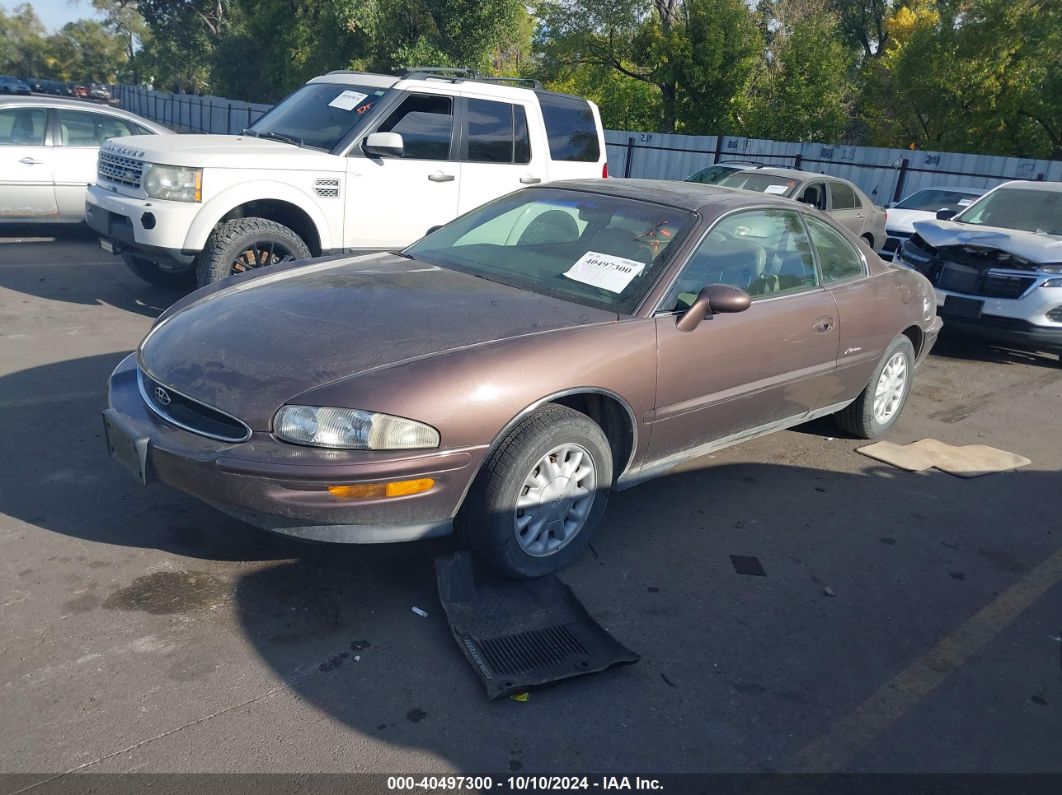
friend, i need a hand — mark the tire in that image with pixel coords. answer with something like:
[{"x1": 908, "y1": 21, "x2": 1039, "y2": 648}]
[
  {"x1": 457, "y1": 404, "x2": 613, "y2": 579},
  {"x1": 196, "y1": 217, "x2": 311, "y2": 287},
  {"x1": 122, "y1": 254, "x2": 195, "y2": 289},
  {"x1": 835, "y1": 335, "x2": 916, "y2": 439}
]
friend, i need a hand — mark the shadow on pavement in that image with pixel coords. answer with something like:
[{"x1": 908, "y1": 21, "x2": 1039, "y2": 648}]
[{"x1": 0, "y1": 223, "x2": 189, "y2": 319}]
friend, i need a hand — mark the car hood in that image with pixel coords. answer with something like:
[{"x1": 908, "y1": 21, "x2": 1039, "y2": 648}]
[
  {"x1": 912, "y1": 220, "x2": 1062, "y2": 263},
  {"x1": 886, "y1": 208, "x2": 933, "y2": 234},
  {"x1": 107, "y1": 134, "x2": 340, "y2": 170},
  {"x1": 138, "y1": 253, "x2": 617, "y2": 430}
]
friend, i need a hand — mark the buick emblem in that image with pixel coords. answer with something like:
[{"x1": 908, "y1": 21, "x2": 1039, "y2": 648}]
[{"x1": 154, "y1": 386, "x2": 172, "y2": 406}]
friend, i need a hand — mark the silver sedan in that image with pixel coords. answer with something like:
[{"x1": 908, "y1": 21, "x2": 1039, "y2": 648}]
[{"x1": 1, "y1": 96, "x2": 169, "y2": 223}]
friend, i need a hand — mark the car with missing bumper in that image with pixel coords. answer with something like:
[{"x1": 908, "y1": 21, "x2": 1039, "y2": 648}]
[
  {"x1": 896, "y1": 180, "x2": 1062, "y2": 363},
  {"x1": 880, "y1": 186, "x2": 986, "y2": 261},
  {"x1": 104, "y1": 180, "x2": 941, "y2": 578}
]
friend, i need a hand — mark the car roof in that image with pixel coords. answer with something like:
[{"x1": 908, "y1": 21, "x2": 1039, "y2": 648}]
[
  {"x1": 731, "y1": 166, "x2": 845, "y2": 181},
  {"x1": 993, "y1": 180, "x2": 1062, "y2": 193},
  {"x1": 542, "y1": 178, "x2": 807, "y2": 214},
  {"x1": 0, "y1": 95, "x2": 167, "y2": 129},
  {"x1": 910, "y1": 185, "x2": 988, "y2": 195}
]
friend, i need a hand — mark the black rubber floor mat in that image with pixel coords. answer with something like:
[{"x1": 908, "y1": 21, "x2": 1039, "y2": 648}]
[{"x1": 435, "y1": 552, "x2": 640, "y2": 699}]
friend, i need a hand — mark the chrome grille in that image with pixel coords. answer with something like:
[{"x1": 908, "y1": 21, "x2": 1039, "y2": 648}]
[
  {"x1": 98, "y1": 150, "x2": 144, "y2": 189},
  {"x1": 137, "y1": 369, "x2": 251, "y2": 443}
]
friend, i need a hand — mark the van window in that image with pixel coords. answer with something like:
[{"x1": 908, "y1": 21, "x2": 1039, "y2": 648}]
[
  {"x1": 378, "y1": 94, "x2": 453, "y2": 160},
  {"x1": 537, "y1": 93, "x2": 599, "y2": 162},
  {"x1": 465, "y1": 99, "x2": 531, "y2": 165}
]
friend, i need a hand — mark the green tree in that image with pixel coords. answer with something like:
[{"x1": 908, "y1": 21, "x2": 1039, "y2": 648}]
[
  {"x1": 47, "y1": 19, "x2": 129, "y2": 82},
  {"x1": 0, "y1": 3, "x2": 47, "y2": 77},
  {"x1": 746, "y1": 0, "x2": 852, "y2": 142},
  {"x1": 536, "y1": 0, "x2": 762, "y2": 134}
]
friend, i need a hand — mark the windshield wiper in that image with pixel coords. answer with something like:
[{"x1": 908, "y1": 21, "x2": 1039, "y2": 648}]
[
  {"x1": 240, "y1": 128, "x2": 258, "y2": 137},
  {"x1": 255, "y1": 130, "x2": 305, "y2": 147}
]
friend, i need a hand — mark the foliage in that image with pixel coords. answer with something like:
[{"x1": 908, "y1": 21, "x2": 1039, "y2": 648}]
[{"x1": 5, "y1": 0, "x2": 1060, "y2": 159}]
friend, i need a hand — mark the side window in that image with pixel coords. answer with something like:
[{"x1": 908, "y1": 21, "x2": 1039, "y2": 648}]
[
  {"x1": 798, "y1": 182, "x2": 827, "y2": 211},
  {"x1": 537, "y1": 92, "x2": 600, "y2": 162},
  {"x1": 514, "y1": 105, "x2": 530, "y2": 164},
  {"x1": 806, "y1": 216, "x2": 865, "y2": 283},
  {"x1": 57, "y1": 110, "x2": 136, "y2": 146},
  {"x1": 665, "y1": 209, "x2": 817, "y2": 310},
  {"x1": 465, "y1": 99, "x2": 531, "y2": 164},
  {"x1": 377, "y1": 94, "x2": 453, "y2": 160},
  {"x1": 829, "y1": 181, "x2": 858, "y2": 210},
  {"x1": 0, "y1": 108, "x2": 48, "y2": 145}
]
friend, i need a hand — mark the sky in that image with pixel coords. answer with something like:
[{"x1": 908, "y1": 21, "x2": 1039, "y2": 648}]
[{"x1": 20, "y1": 0, "x2": 104, "y2": 31}]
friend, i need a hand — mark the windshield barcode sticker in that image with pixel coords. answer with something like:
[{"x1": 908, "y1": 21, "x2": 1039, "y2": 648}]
[
  {"x1": 563, "y1": 251, "x2": 645, "y2": 294},
  {"x1": 328, "y1": 90, "x2": 368, "y2": 111}
]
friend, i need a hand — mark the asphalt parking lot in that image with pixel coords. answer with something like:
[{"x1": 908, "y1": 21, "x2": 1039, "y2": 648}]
[{"x1": 1, "y1": 225, "x2": 1060, "y2": 780}]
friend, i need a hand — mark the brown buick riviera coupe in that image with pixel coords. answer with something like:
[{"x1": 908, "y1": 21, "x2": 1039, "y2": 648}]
[{"x1": 104, "y1": 180, "x2": 942, "y2": 577}]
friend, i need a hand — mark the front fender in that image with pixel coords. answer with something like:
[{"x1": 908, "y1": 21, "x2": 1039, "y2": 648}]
[{"x1": 183, "y1": 180, "x2": 336, "y2": 252}]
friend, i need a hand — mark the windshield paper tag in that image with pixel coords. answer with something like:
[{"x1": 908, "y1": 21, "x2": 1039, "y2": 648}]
[
  {"x1": 564, "y1": 251, "x2": 645, "y2": 294},
  {"x1": 329, "y1": 90, "x2": 368, "y2": 111},
  {"x1": 764, "y1": 184, "x2": 789, "y2": 195}
]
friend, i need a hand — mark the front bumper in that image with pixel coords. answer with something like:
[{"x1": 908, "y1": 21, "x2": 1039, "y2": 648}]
[
  {"x1": 104, "y1": 353, "x2": 485, "y2": 543},
  {"x1": 86, "y1": 186, "x2": 200, "y2": 270}
]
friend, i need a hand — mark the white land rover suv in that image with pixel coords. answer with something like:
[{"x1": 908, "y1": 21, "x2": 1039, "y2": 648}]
[{"x1": 85, "y1": 69, "x2": 609, "y2": 287}]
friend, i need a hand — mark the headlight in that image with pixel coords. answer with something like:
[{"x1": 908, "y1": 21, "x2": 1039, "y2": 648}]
[
  {"x1": 1038, "y1": 265, "x2": 1062, "y2": 275},
  {"x1": 1041, "y1": 278, "x2": 1062, "y2": 289},
  {"x1": 274, "y1": 405, "x2": 439, "y2": 450},
  {"x1": 142, "y1": 163, "x2": 202, "y2": 202}
]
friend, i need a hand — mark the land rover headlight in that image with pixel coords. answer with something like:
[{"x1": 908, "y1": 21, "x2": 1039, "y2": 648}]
[
  {"x1": 274, "y1": 405, "x2": 440, "y2": 450},
  {"x1": 142, "y1": 163, "x2": 202, "y2": 202}
]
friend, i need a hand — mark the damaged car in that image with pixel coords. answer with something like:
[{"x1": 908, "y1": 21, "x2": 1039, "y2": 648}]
[
  {"x1": 104, "y1": 180, "x2": 941, "y2": 578},
  {"x1": 896, "y1": 180, "x2": 1062, "y2": 363}
]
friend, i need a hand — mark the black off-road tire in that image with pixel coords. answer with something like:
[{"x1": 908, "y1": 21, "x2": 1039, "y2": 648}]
[
  {"x1": 456, "y1": 404, "x2": 613, "y2": 579},
  {"x1": 122, "y1": 254, "x2": 195, "y2": 289},
  {"x1": 835, "y1": 335, "x2": 916, "y2": 439},
  {"x1": 196, "y1": 217, "x2": 311, "y2": 287}
]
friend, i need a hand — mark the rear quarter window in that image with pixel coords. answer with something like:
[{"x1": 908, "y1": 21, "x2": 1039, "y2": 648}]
[{"x1": 537, "y1": 93, "x2": 600, "y2": 162}]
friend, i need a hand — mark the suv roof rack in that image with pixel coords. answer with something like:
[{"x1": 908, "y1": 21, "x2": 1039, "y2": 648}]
[{"x1": 401, "y1": 67, "x2": 542, "y2": 90}]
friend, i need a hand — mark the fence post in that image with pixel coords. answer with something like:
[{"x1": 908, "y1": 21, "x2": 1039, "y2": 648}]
[
  {"x1": 226, "y1": 102, "x2": 232, "y2": 134},
  {"x1": 247, "y1": 106, "x2": 252, "y2": 130},
  {"x1": 892, "y1": 157, "x2": 910, "y2": 204},
  {"x1": 793, "y1": 153, "x2": 803, "y2": 170},
  {"x1": 624, "y1": 136, "x2": 635, "y2": 178},
  {"x1": 713, "y1": 135, "x2": 724, "y2": 164}
]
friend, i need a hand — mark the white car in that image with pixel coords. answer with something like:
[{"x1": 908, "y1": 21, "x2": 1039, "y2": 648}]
[
  {"x1": 896, "y1": 180, "x2": 1062, "y2": 363},
  {"x1": 880, "y1": 186, "x2": 986, "y2": 261},
  {"x1": 1, "y1": 96, "x2": 168, "y2": 223},
  {"x1": 86, "y1": 68, "x2": 608, "y2": 288}
]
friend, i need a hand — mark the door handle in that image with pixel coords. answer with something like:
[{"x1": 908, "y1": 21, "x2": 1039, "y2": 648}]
[
  {"x1": 813, "y1": 317, "x2": 835, "y2": 334},
  {"x1": 19, "y1": 157, "x2": 43, "y2": 165},
  {"x1": 519, "y1": 175, "x2": 542, "y2": 185},
  {"x1": 428, "y1": 171, "x2": 455, "y2": 183},
  {"x1": 855, "y1": 213, "x2": 865, "y2": 219}
]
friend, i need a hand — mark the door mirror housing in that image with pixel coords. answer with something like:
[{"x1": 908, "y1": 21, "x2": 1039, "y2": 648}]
[
  {"x1": 364, "y1": 132, "x2": 404, "y2": 158},
  {"x1": 676, "y1": 284, "x2": 751, "y2": 332},
  {"x1": 935, "y1": 207, "x2": 957, "y2": 221}
]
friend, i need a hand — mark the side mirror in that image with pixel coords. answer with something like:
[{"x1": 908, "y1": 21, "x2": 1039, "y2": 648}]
[
  {"x1": 364, "y1": 132, "x2": 404, "y2": 158},
  {"x1": 425, "y1": 225, "x2": 443, "y2": 235},
  {"x1": 676, "y1": 284, "x2": 751, "y2": 332},
  {"x1": 935, "y1": 208, "x2": 957, "y2": 221}
]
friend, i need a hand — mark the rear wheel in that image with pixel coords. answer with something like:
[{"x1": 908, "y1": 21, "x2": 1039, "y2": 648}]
[
  {"x1": 835, "y1": 335, "x2": 915, "y2": 439},
  {"x1": 121, "y1": 254, "x2": 194, "y2": 289},
  {"x1": 457, "y1": 404, "x2": 612, "y2": 579},
  {"x1": 196, "y1": 217, "x2": 311, "y2": 287}
]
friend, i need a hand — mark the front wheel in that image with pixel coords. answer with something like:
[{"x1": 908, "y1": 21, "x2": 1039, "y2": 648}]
[
  {"x1": 196, "y1": 217, "x2": 311, "y2": 287},
  {"x1": 457, "y1": 404, "x2": 613, "y2": 579},
  {"x1": 121, "y1": 254, "x2": 195, "y2": 289},
  {"x1": 834, "y1": 335, "x2": 915, "y2": 439}
]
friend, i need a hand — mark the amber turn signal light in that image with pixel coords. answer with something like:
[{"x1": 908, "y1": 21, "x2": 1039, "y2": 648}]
[{"x1": 328, "y1": 478, "x2": 435, "y2": 500}]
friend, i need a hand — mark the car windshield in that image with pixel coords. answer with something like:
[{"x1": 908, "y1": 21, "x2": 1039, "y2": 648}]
[
  {"x1": 404, "y1": 188, "x2": 696, "y2": 314},
  {"x1": 716, "y1": 172, "x2": 798, "y2": 196},
  {"x1": 896, "y1": 189, "x2": 980, "y2": 212},
  {"x1": 954, "y1": 187, "x2": 1062, "y2": 236},
  {"x1": 248, "y1": 82, "x2": 387, "y2": 151}
]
